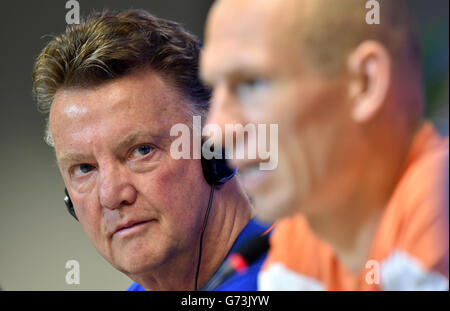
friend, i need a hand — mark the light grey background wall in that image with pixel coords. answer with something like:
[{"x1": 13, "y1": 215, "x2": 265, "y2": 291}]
[
  {"x1": 0, "y1": 0, "x2": 448, "y2": 290},
  {"x1": 0, "y1": 0, "x2": 213, "y2": 290}
]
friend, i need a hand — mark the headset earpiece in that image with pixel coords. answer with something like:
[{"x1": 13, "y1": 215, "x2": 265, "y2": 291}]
[
  {"x1": 201, "y1": 146, "x2": 237, "y2": 186},
  {"x1": 64, "y1": 188, "x2": 78, "y2": 221}
]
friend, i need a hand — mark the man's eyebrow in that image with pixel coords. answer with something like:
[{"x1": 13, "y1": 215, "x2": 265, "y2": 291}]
[
  {"x1": 57, "y1": 131, "x2": 165, "y2": 164},
  {"x1": 116, "y1": 130, "x2": 165, "y2": 151},
  {"x1": 58, "y1": 153, "x2": 90, "y2": 163},
  {"x1": 221, "y1": 65, "x2": 268, "y2": 84},
  {"x1": 116, "y1": 132, "x2": 142, "y2": 151},
  {"x1": 203, "y1": 53, "x2": 263, "y2": 84}
]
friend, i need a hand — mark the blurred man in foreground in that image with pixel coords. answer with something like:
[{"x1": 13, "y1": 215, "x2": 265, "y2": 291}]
[
  {"x1": 201, "y1": 0, "x2": 449, "y2": 290},
  {"x1": 32, "y1": 9, "x2": 270, "y2": 291}
]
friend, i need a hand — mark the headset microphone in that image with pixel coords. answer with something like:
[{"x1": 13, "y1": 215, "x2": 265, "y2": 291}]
[{"x1": 201, "y1": 233, "x2": 270, "y2": 291}]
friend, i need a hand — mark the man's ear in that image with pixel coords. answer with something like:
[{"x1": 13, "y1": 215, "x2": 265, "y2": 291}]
[{"x1": 347, "y1": 40, "x2": 391, "y2": 122}]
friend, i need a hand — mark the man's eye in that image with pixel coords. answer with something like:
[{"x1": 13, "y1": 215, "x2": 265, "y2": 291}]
[
  {"x1": 234, "y1": 78, "x2": 268, "y2": 100},
  {"x1": 73, "y1": 163, "x2": 94, "y2": 176},
  {"x1": 131, "y1": 145, "x2": 153, "y2": 158}
]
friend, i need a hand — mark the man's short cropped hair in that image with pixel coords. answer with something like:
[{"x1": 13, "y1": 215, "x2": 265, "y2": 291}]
[{"x1": 32, "y1": 9, "x2": 210, "y2": 146}]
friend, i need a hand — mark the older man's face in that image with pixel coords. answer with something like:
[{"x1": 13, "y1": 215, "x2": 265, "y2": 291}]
[
  {"x1": 201, "y1": 0, "x2": 353, "y2": 222},
  {"x1": 50, "y1": 69, "x2": 210, "y2": 275}
]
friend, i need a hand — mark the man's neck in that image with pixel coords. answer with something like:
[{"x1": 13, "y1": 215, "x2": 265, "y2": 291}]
[
  {"x1": 131, "y1": 179, "x2": 253, "y2": 290},
  {"x1": 303, "y1": 145, "x2": 409, "y2": 272},
  {"x1": 195, "y1": 179, "x2": 254, "y2": 288},
  {"x1": 307, "y1": 198, "x2": 384, "y2": 273}
]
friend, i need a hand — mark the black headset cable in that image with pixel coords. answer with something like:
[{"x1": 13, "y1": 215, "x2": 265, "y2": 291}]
[{"x1": 194, "y1": 183, "x2": 215, "y2": 290}]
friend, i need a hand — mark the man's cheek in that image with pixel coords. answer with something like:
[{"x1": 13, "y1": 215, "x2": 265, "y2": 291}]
[
  {"x1": 79, "y1": 208, "x2": 106, "y2": 246},
  {"x1": 152, "y1": 161, "x2": 199, "y2": 201}
]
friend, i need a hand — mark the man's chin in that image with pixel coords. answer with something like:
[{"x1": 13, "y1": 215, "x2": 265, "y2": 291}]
[
  {"x1": 109, "y1": 244, "x2": 165, "y2": 276},
  {"x1": 113, "y1": 254, "x2": 160, "y2": 276},
  {"x1": 252, "y1": 190, "x2": 297, "y2": 223}
]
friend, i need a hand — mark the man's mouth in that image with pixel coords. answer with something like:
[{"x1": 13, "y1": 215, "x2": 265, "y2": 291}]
[{"x1": 113, "y1": 219, "x2": 155, "y2": 237}]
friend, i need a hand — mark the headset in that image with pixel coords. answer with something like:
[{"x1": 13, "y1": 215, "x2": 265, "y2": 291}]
[{"x1": 63, "y1": 145, "x2": 237, "y2": 290}]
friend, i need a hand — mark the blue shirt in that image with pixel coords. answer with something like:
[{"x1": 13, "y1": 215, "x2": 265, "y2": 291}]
[{"x1": 127, "y1": 218, "x2": 271, "y2": 291}]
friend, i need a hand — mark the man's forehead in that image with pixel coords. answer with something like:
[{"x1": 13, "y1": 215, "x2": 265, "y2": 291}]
[
  {"x1": 207, "y1": 0, "x2": 274, "y2": 41},
  {"x1": 50, "y1": 70, "x2": 183, "y2": 126},
  {"x1": 203, "y1": 0, "x2": 309, "y2": 80},
  {"x1": 203, "y1": 2, "x2": 272, "y2": 80},
  {"x1": 50, "y1": 69, "x2": 190, "y2": 154},
  {"x1": 208, "y1": 0, "x2": 307, "y2": 37}
]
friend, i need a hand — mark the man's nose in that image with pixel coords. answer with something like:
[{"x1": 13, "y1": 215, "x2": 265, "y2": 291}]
[
  {"x1": 206, "y1": 85, "x2": 243, "y2": 147},
  {"x1": 98, "y1": 163, "x2": 137, "y2": 210}
]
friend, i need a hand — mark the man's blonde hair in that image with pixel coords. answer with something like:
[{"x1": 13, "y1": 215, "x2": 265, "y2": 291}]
[{"x1": 32, "y1": 9, "x2": 210, "y2": 145}]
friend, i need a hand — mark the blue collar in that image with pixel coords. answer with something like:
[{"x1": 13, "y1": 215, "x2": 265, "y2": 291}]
[{"x1": 227, "y1": 217, "x2": 272, "y2": 257}]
